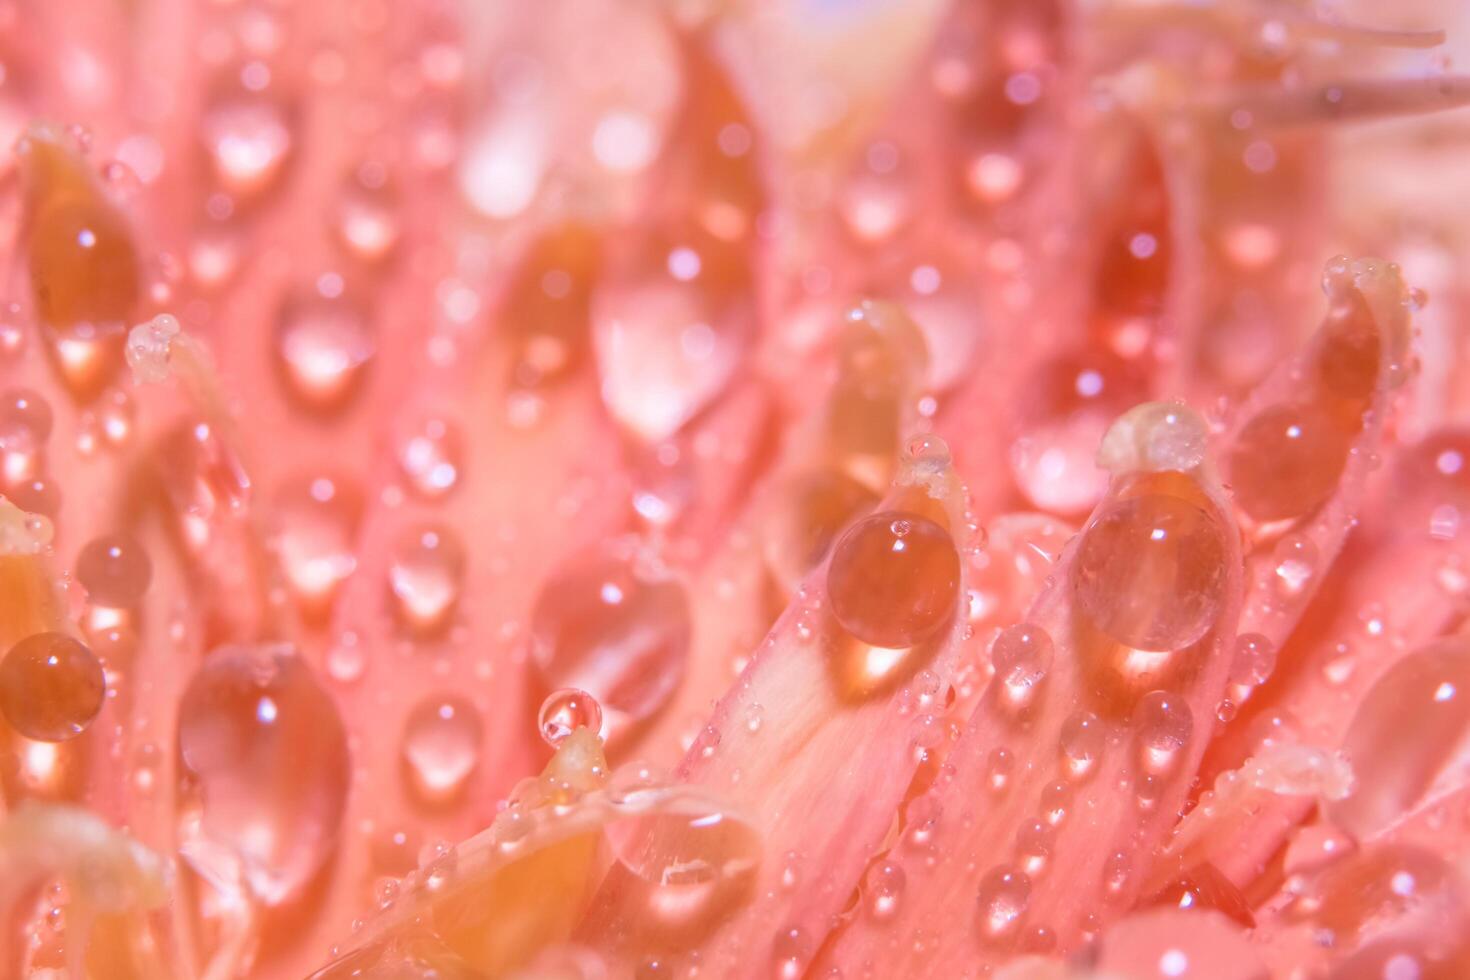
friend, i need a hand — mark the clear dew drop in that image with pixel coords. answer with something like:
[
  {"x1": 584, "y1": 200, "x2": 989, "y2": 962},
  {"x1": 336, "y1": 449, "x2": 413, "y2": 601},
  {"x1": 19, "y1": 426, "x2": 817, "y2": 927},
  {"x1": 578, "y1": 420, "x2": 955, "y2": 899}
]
[
  {"x1": 976, "y1": 865, "x2": 1031, "y2": 943},
  {"x1": 275, "y1": 288, "x2": 375, "y2": 412},
  {"x1": 992, "y1": 623, "x2": 1052, "y2": 714},
  {"x1": 176, "y1": 645, "x2": 348, "y2": 906},
  {"x1": 388, "y1": 525, "x2": 465, "y2": 637},
  {"x1": 1015, "y1": 819, "x2": 1054, "y2": 876},
  {"x1": 395, "y1": 415, "x2": 463, "y2": 499},
  {"x1": 1059, "y1": 710, "x2": 1104, "y2": 780},
  {"x1": 772, "y1": 925, "x2": 811, "y2": 979},
  {"x1": 401, "y1": 694, "x2": 482, "y2": 805},
  {"x1": 334, "y1": 162, "x2": 400, "y2": 263},
  {"x1": 539, "y1": 687, "x2": 604, "y2": 747},
  {"x1": 1133, "y1": 690, "x2": 1193, "y2": 777},
  {"x1": 203, "y1": 96, "x2": 293, "y2": 197},
  {"x1": 1229, "y1": 632, "x2": 1277, "y2": 691},
  {"x1": 76, "y1": 532, "x2": 152, "y2": 608}
]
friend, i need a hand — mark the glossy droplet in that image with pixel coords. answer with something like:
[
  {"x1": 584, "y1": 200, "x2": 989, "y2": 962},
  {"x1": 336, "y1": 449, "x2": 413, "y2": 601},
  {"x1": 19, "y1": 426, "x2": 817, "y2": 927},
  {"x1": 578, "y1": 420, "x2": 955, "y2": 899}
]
[
  {"x1": 826, "y1": 303, "x2": 928, "y2": 484},
  {"x1": 75, "y1": 532, "x2": 152, "y2": 609},
  {"x1": 177, "y1": 645, "x2": 349, "y2": 905},
  {"x1": 395, "y1": 416, "x2": 463, "y2": 499},
  {"x1": 992, "y1": 623, "x2": 1052, "y2": 713},
  {"x1": 1133, "y1": 690, "x2": 1193, "y2": 776},
  {"x1": 275, "y1": 289, "x2": 375, "y2": 411},
  {"x1": 1229, "y1": 633, "x2": 1277, "y2": 690},
  {"x1": 401, "y1": 695, "x2": 482, "y2": 805},
  {"x1": 976, "y1": 865, "x2": 1031, "y2": 944},
  {"x1": 539, "y1": 688, "x2": 604, "y2": 746},
  {"x1": 0, "y1": 632, "x2": 105, "y2": 742},
  {"x1": 1015, "y1": 819, "x2": 1054, "y2": 876},
  {"x1": 529, "y1": 555, "x2": 691, "y2": 743},
  {"x1": 503, "y1": 222, "x2": 599, "y2": 388},
  {"x1": 203, "y1": 96, "x2": 293, "y2": 197},
  {"x1": 1327, "y1": 637, "x2": 1470, "y2": 840},
  {"x1": 1229, "y1": 403, "x2": 1350, "y2": 523},
  {"x1": 828, "y1": 511, "x2": 960, "y2": 649},
  {"x1": 388, "y1": 525, "x2": 465, "y2": 636},
  {"x1": 1284, "y1": 844, "x2": 1459, "y2": 945},
  {"x1": 1072, "y1": 491, "x2": 1228, "y2": 652},
  {"x1": 864, "y1": 860, "x2": 906, "y2": 921},
  {"x1": 1097, "y1": 401, "x2": 1208, "y2": 477},
  {"x1": 763, "y1": 469, "x2": 880, "y2": 596},
  {"x1": 273, "y1": 476, "x2": 361, "y2": 621},
  {"x1": 334, "y1": 162, "x2": 400, "y2": 263},
  {"x1": 772, "y1": 925, "x2": 811, "y2": 979},
  {"x1": 1060, "y1": 711, "x2": 1104, "y2": 780}
]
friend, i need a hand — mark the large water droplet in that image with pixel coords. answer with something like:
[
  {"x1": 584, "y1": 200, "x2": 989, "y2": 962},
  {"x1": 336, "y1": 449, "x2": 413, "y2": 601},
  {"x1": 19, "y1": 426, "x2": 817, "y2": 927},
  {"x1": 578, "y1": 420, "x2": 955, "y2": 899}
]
[
  {"x1": 1228, "y1": 403, "x2": 1350, "y2": 523},
  {"x1": 1072, "y1": 489, "x2": 1228, "y2": 652},
  {"x1": 828, "y1": 511, "x2": 960, "y2": 649},
  {"x1": 76, "y1": 532, "x2": 151, "y2": 608},
  {"x1": 177, "y1": 645, "x2": 349, "y2": 905},
  {"x1": 401, "y1": 694, "x2": 482, "y2": 805},
  {"x1": 529, "y1": 554, "x2": 690, "y2": 743},
  {"x1": 0, "y1": 632, "x2": 105, "y2": 742}
]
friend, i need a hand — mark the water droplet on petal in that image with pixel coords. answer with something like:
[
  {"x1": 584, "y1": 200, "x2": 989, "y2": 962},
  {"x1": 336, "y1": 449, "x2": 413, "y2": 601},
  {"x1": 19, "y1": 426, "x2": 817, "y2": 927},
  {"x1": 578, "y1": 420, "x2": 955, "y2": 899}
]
[
  {"x1": 272, "y1": 476, "x2": 361, "y2": 621},
  {"x1": 0, "y1": 632, "x2": 105, "y2": 741},
  {"x1": 1060, "y1": 711, "x2": 1104, "y2": 780},
  {"x1": 275, "y1": 288, "x2": 375, "y2": 412},
  {"x1": 401, "y1": 695, "x2": 482, "y2": 805},
  {"x1": 395, "y1": 416, "x2": 463, "y2": 500},
  {"x1": 992, "y1": 623, "x2": 1052, "y2": 714},
  {"x1": 864, "y1": 860, "x2": 906, "y2": 921},
  {"x1": 976, "y1": 865, "x2": 1030, "y2": 944},
  {"x1": 76, "y1": 532, "x2": 152, "y2": 608},
  {"x1": 388, "y1": 525, "x2": 464, "y2": 637},
  {"x1": 203, "y1": 96, "x2": 294, "y2": 198},
  {"x1": 177, "y1": 645, "x2": 348, "y2": 905},
  {"x1": 1133, "y1": 690, "x2": 1193, "y2": 777},
  {"x1": 539, "y1": 688, "x2": 603, "y2": 747},
  {"x1": 1228, "y1": 403, "x2": 1350, "y2": 523},
  {"x1": 828, "y1": 511, "x2": 960, "y2": 649},
  {"x1": 334, "y1": 162, "x2": 400, "y2": 263}
]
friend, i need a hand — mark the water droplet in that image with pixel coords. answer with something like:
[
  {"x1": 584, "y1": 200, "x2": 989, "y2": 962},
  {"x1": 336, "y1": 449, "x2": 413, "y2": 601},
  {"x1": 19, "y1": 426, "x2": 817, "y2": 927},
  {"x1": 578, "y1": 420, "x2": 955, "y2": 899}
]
[
  {"x1": 334, "y1": 162, "x2": 400, "y2": 263},
  {"x1": 1040, "y1": 781, "x2": 1072, "y2": 827},
  {"x1": 1060, "y1": 710, "x2": 1104, "y2": 780},
  {"x1": 986, "y1": 747, "x2": 1014, "y2": 793},
  {"x1": 1102, "y1": 850, "x2": 1131, "y2": 899},
  {"x1": 1228, "y1": 633, "x2": 1277, "y2": 690},
  {"x1": 539, "y1": 688, "x2": 603, "y2": 746},
  {"x1": 0, "y1": 388, "x2": 51, "y2": 485},
  {"x1": 1228, "y1": 403, "x2": 1350, "y2": 523},
  {"x1": 177, "y1": 645, "x2": 348, "y2": 905},
  {"x1": 772, "y1": 925, "x2": 811, "y2": 979},
  {"x1": 272, "y1": 476, "x2": 360, "y2": 621},
  {"x1": 275, "y1": 288, "x2": 375, "y2": 411},
  {"x1": 1097, "y1": 401, "x2": 1208, "y2": 477},
  {"x1": 763, "y1": 469, "x2": 881, "y2": 596},
  {"x1": 203, "y1": 97, "x2": 293, "y2": 197},
  {"x1": 326, "y1": 632, "x2": 366, "y2": 685},
  {"x1": 395, "y1": 416, "x2": 463, "y2": 499},
  {"x1": 76, "y1": 533, "x2": 151, "y2": 608},
  {"x1": 388, "y1": 525, "x2": 464, "y2": 636},
  {"x1": 1271, "y1": 534, "x2": 1319, "y2": 597},
  {"x1": 864, "y1": 860, "x2": 906, "y2": 921},
  {"x1": 827, "y1": 511, "x2": 960, "y2": 649},
  {"x1": 0, "y1": 632, "x2": 105, "y2": 741},
  {"x1": 1071, "y1": 488, "x2": 1228, "y2": 652},
  {"x1": 1133, "y1": 690, "x2": 1193, "y2": 777},
  {"x1": 992, "y1": 623, "x2": 1052, "y2": 713},
  {"x1": 1015, "y1": 819, "x2": 1054, "y2": 876},
  {"x1": 976, "y1": 865, "x2": 1031, "y2": 943},
  {"x1": 401, "y1": 694, "x2": 482, "y2": 805}
]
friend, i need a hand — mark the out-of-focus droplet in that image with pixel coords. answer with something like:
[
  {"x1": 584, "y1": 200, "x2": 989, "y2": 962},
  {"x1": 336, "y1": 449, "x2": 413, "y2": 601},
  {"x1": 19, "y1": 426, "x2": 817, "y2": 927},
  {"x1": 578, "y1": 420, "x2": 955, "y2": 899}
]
[
  {"x1": 275, "y1": 287, "x2": 375, "y2": 412},
  {"x1": 272, "y1": 476, "x2": 361, "y2": 621},
  {"x1": 1132, "y1": 690, "x2": 1193, "y2": 776},
  {"x1": 177, "y1": 645, "x2": 349, "y2": 905},
  {"x1": 388, "y1": 525, "x2": 465, "y2": 637},
  {"x1": 1015, "y1": 819, "x2": 1054, "y2": 876},
  {"x1": 1059, "y1": 711, "x2": 1104, "y2": 780},
  {"x1": 401, "y1": 695, "x2": 482, "y2": 805},
  {"x1": 1229, "y1": 633, "x2": 1276, "y2": 691},
  {"x1": 828, "y1": 511, "x2": 960, "y2": 649},
  {"x1": 0, "y1": 388, "x2": 52, "y2": 484},
  {"x1": 1097, "y1": 401, "x2": 1208, "y2": 477},
  {"x1": 1011, "y1": 354, "x2": 1145, "y2": 514},
  {"x1": 334, "y1": 162, "x2": 400, "y2": 263},
  {"x1": 76, "y1": 532, "x2": 152, "y2": 608},
  {"x1": 1327, "y1": 637, "x2": 1470, "y2": 840},
  {"x1": 503, "y1": 222, "x2": 600, "y2": 388},
  {"x1": 976, "y1": 865, "x2": 1030, "y2": 944},
  {"x1": 1228, "y1": 403, "x2": 1350, "y2": 523},
  {"x1": 529, "y1": 555, "x2": 691, "y2": 743},
  {"x1": 396, "y1": 415, "x2": 464, "y2": 499},
  {"x1": 202, "y1": 96, "x2": 294, "y2": 198},
  {"x1": 0, "y1": 632, "x2": 105, "y2": 741},
  {"x1": 763, "y1": 469, "x2": 880, "y2": 596},
  {"x1": 1284, "y1": 844, "x2": 1458, "y2": 946},
  {"x1": 538, "y1": 688, "x2": 603, "y2": 747},
  {"x1": 1071, "y1": 490, "x2": 1228, "y2": 652},
  {"x1": 992, "y1": 623, "x2": 1052, "y2": 714},
  {"x1": 864, "y1": 860, "x2": 906, "y2": 921},
  {"x1": 1272, "y1": 534, "x2": 1319, "y2": 596}
]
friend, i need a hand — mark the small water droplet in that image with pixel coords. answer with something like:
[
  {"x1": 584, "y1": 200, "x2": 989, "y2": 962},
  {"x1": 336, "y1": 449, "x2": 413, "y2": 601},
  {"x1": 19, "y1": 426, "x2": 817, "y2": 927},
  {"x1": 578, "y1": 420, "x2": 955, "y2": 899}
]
[
  {"x1": 395, "y1": 415, "x2": 463, "y2": 499},
  {"x1": 538, "y1": 687, "x2": 603, "y2": 746},
  {"x1": 976, "y1": 865, "x2": 1031, "y2": 943},
  {"x1": 0, "y1": 633, "x2": 105, "y2": 741},
  {"x1": 864, "y1": 860, "x2": 906, "y2": 921},
  {"x1": 1060, "y1": 710, "x2": 1104, "y2": 780},
  {"x1": 76, "y1": 532, "x2": 152, "y2": 608},
  {"x1": 388, "y1": 525, "x2": 464, "y2": 636},
  {"x1": 1272, "y1": 534, "x2": 1319, "y2": 597},
  {"x1": 992, "y1": 623, "x2": 1052, "y2": 714},
  {"x1": 401, "y1": 694, "x2": 482, "y2": 805}
]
